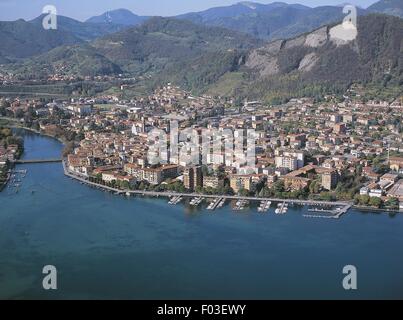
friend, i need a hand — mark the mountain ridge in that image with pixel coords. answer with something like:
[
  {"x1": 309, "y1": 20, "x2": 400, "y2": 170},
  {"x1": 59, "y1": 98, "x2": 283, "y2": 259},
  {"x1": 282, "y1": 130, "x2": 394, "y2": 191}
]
[
  {"x1": 0, "y1": 19, "x2": 81, "y2": 64},
  {"x1": 86, "y1": 8, "x2": 150, "y2": 25},
  {"x1": 29, "y1": 15, "x2": 125, "y2": 41}
]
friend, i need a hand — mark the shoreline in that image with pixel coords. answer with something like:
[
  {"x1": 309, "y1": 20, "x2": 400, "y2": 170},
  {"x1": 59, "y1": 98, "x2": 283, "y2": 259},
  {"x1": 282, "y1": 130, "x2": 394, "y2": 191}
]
[
  {"x1": 0, "y1": 117, "x2": 67, "y2": 145},
  {"x1": 353, "y1": 206, "x2": 402, "y2": 214},
  {"x1": 6, "y1": 127, "x2": 402, "y2": 214},
  {"x1": 62, "y1": 160, "x2": 353, "y2": 213},
  {"x1": 0, "y1": 171, "x2": 10, "y2": 192},
  {"x1": 62, "y1": 162, "x2": 403, "y2": 214},
  {"x1": 12, "y1": 125, "x2": 67, "y2": 145},
  {"x1": 0, "y1": 125, "x2": 64, "y2": 192}
]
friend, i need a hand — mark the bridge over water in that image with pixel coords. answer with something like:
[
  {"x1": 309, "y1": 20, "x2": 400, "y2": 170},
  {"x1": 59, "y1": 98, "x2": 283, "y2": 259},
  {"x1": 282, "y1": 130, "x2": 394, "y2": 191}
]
[{"x1": 12, "y1": 159, "x2": 62, "y2": 164}]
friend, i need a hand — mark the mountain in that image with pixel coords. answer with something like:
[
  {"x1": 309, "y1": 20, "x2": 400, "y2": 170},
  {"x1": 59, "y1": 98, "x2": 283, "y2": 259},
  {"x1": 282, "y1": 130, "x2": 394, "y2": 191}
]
[
  {"x1": 29, "y1": 15, "x2": 125, "y2": 41},
  {"x1": 86, "y1": 9, "x2": 149, "y2": 26},
  {"x1": 92, "y1": 14, "x2": 402, "y2": 102},
  {"x1": 91, "y1": 17, "x2": 262, "y2": 75},
  {"x1": 176, "y1": 1, "x2": 366, "y2": 40},
  {"x1": 210, "y1": 14, "x2": 403, "y2": 102},
  {"x1": 177, "y1": 2, "x2": 310, "y2": 22},
  {"x1": 0, "y1": 19, "x2": 80, "y2": 64},
  {"x1": 83, "y1": 1, "x2": 400, "y2": 41},
  {"x1": 3, "y1": 17, "x2": 261, "y2": 79},
  {"x1": 6, "y1": 44, "x2": 122, "y2": 79},
  {"x1": 2, "y1": 13, "x2": 401, "y2": 103},
  {"x1": 141, "y1": 14, "x2": 402, "y2": 101},
  {"x1": 368, "y1": 0, "x2": 403, "y2": 18}
]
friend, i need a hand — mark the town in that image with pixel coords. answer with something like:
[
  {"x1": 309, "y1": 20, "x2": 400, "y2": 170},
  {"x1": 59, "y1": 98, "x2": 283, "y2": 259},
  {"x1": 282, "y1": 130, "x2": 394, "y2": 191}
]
[{"x1": 1, "y1": 84, "x2": 402, "y2": 212}]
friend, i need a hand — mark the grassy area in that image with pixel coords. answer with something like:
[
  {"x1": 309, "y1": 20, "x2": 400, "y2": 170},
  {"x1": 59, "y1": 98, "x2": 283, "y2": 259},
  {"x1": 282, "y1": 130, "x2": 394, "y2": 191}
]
[
  {"x1": 353, "y1": 84, "x2": 403, "y2": 102},
  {"x1": 206, "y1": 72, "x2": 244, "y2": 97}
]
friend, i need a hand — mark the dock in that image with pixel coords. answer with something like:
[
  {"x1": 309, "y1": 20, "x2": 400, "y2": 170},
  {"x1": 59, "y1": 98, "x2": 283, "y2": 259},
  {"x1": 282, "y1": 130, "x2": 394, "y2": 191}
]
[
  {"x1": 275, "y1": 201, "x2": 288, "y2": 215},
  {"x1": 168, "y1": 196, "x2": 183, "y2": 205},
  {"x1": 258, "y1": 200, "x2": 271, "y2": 213},
  {"x1": 190, "y1": 197, "x2": 203, "y2": 207},
  {"x1": 207, "y1": 197, "x2": 225, "y2": 211},
  {"x1": 233, "y1": 199, "x2": 249, "y2": 211},
  {"x1": 303, "y1": 204, "x2": 352, "y2": 219}
]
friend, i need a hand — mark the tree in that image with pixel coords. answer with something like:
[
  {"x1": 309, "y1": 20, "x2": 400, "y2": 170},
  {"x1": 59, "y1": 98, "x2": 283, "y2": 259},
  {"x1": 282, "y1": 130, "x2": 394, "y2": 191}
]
[
  {"x1": 238, "y1": 188, "x2": 250, "y2": 197},
  {"x1": 138, "y1": 182, "x2": 147, "y2": 190},
  {"x1": 76, "y1": 131, "x2": 85, "y2": 141},
  {"x1": 309, "y1": 180, "x2": 320, "y2": 194},
  {"x1": 62, "y1": 142, "x2": 75, "y2": 157},
  {"x1": 5, "y1": 135, "x2": 23, "y2": 148},
  {"x1": 369, "y1": 197, "x2": 382, "y2": 208},
  {"x1": 121, "y1": 181, "x2": 130, "y2": 190},
  {"x1": 273, "y1": 181, "x2": 285, "y2": 193},
  {"x1": 259, "y1": 186, "x2": 273, "y2": 198},
  {"x1": 384, "y1": 197, "x2": 399, "y2": 210},
  {"x1": 354, "y1": 195, "x2": 370, "y2": 206}
]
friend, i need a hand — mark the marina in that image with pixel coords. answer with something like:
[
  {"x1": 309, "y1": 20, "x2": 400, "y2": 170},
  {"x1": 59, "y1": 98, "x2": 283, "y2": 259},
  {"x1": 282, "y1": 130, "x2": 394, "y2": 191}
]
[
  {"x1": 61, "y1": 161, "x2": 354, "y2": 217},
  {"x1": 258, "y1": 200, "x2": 272, "y2": 213},
  {"x1": 303, "y1": 204, "x2": 351, "y2": 219},
  {"x1": 233, "y1": 199, "x2": 249, "y2": 211},
  {"x1": 275, "y1": 202, "x2": 288, "y2": 215},
  {"x1": 168, "y1": 196, "x2": 183, "y2": 205},
  {"x1": 6, "y1": 169, "x2": 27, "y2": 194},
  {"x1": 207, "y1": 197, "x2": 225, "y2": 211},
  {"x1": 190, "y1": 197, "x2": 204, "y2": 207}
]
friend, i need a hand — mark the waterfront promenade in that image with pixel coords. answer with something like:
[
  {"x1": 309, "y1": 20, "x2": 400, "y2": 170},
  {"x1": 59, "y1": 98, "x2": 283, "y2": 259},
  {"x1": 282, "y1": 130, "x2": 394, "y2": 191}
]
[{"x1": 62, "y1": 161, "x2": 352, "y2": 213}]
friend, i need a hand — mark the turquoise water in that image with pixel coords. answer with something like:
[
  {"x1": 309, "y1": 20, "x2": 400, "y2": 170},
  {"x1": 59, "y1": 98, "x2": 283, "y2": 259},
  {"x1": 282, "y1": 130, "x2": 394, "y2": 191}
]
[{"x1": 0, "y1": 129, "x2": 403, "y2": 300}]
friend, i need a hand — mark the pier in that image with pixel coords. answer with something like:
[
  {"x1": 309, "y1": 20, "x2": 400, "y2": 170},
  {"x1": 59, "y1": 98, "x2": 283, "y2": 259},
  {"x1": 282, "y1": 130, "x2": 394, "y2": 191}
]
[
  {"x1": 303, "y1": 204, "x2": 351, "y2": 219},
  {"x1": 207, "y1": 197, "x2": 225, "y2": 211},
  {"x1": 275, "y1": 201, "x2": 288, "y2": 215},
  {"x1": 190, "y1": 197, "x2": 203, "y2": 207},
  {"x1": 168, "y1": 196, "x2": 183, "y2": 205},
  {"x1": 233, "y1": 199, "x2": 249, "y2": 211},
  {"x1": 258, "y1": 200, "x2": 271, "y2": 213}
]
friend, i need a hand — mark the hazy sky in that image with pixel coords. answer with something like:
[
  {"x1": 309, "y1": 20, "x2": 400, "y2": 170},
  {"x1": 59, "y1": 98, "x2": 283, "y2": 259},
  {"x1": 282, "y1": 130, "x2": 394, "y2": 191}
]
[{"x1": 0, "y1": 0, "x2": 379, "y2": 21}]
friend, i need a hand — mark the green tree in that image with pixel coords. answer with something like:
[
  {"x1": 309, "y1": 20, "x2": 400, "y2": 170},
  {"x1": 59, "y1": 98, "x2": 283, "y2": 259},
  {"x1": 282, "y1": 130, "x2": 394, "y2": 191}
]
[
  {"x1": 369, "y1": 197, "x2": 382, "y2": 208},
  {"x1": 238, "y1": 188, "x2": 250, "y2": 197},
  {"x1": 384, "y1": 197, "x2": 399, "y2": 210}
]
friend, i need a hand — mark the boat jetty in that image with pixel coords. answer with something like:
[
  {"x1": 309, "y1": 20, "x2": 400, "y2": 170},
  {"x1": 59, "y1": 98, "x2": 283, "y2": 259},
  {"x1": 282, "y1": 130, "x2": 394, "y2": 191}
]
[
  {"x1": 303, "y1": 204, "x2": 351, "y2": 219},
  {"x1": 275, "y1": 202, "x2": 288, "y2": 215},
  {"x1": 233, "y1": 199, "x2": 249, "y2": 211},
  {"x1": 207, "y1": 197, "x2": 226, "y2": 211},
  {"x1": 258, "y1": 200, "x2": 271, "y2": 213},
  {"x1": 7, "y1": 169, "x2": 27, "y2": 194},
  {"x1": 190, "y1": 196, "x2": 204, "y2": 207},
  {"x1": 168, "y1": 195, "x2": 183, "y2": 205}
]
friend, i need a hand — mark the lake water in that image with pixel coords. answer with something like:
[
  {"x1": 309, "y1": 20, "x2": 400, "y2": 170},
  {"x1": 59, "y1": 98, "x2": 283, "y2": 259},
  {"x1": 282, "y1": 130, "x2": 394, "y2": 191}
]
[{"x1": 0, "y1": 129, "x2": 402, "y2": 299}]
